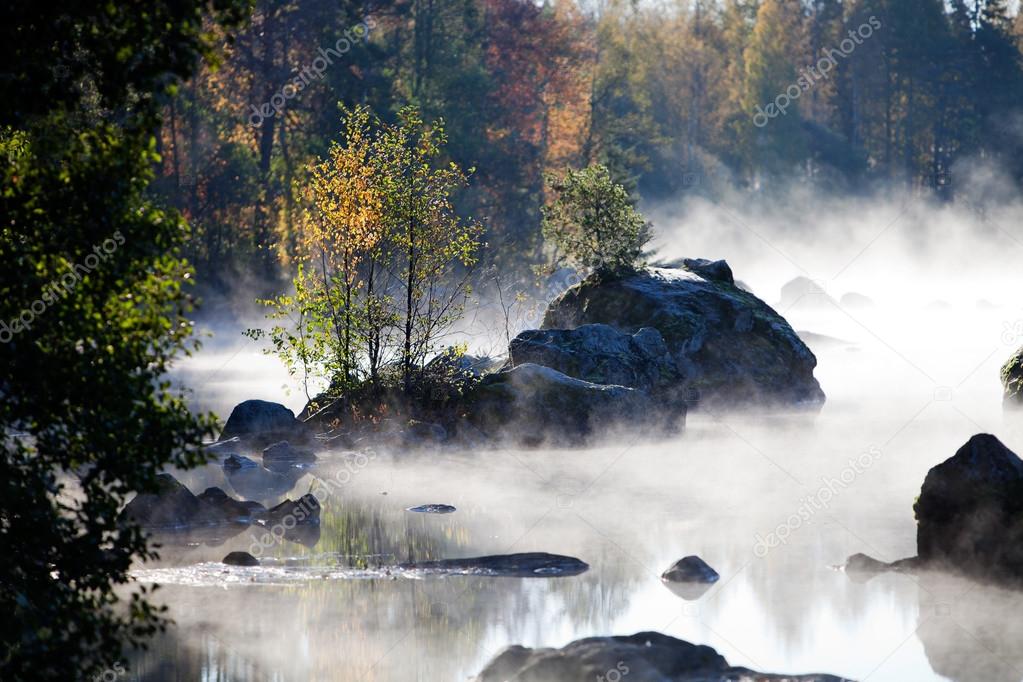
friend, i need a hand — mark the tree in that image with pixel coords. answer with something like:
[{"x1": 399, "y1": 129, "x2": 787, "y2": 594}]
[
  {"x1": 0, "y1": 1, "x2": 249, "y2": 680},
  {"x1": 376, "y1": 107, "x2": 484, "y2": 393},
  {"x1": 254, "y1": 105, "x2": 482, "y2": 399},
  {"x1": 542, "y1": 164, "x2": 651, "y2": 276}
]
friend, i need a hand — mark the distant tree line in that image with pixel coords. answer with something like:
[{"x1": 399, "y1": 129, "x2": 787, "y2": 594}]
[{"x1": 154, "y1": 0, "x2": 1023, "y2": 291}]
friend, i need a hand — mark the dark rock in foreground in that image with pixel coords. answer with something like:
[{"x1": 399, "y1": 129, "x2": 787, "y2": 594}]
[
  {"x1": 913, "y1": 434, "x2": 1023, "y2": 584},
  {"x1": 222, "y1": 551, "x2": 260, "y2": 567},
  {"x1": 474, "y1": 631, "x2": 852, "y2": 682},
  {"x1": 220, "y1": 399, "x2": 304, "y2": 444},
  {"x1": 1001, "y1": 347, "x2": 1023, "y2": 406},
  {"x1": 661, "y1": 555, "x2": 719, "y2": 584},
  {"x1": 542, "y1": 267, "x2": 824, "y2": 409},
  {"x1": 509, "y1": 324, "x2": 682, "y2": 396},
  {"x1": 465, "y1": 363, "x2": 677, "y2": 446},
  {"x1": 400, "y1": 552, "x2": 588, "y2": 578}
]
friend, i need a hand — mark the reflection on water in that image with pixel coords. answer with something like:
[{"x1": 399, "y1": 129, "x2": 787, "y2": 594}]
[{"x1": 138, "y1": 302, "x2": 1023, "y2": 682}]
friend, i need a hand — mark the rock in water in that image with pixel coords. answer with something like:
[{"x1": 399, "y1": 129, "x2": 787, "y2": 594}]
[
  {"x1": 196, "y1": 487, "x2": 266, "y2": 524},
  {"x1": 778, "y1": 276, "x2": 838, "y2": 310},
  {"x1": 222, "y1": 551, "x2": 260, "y2": 567},
  {"x1": 407, "y1": 504, "x2": 457, "y2": 514},
  {"x1": 120, "y1": 474, "x2": 201, "y2": 528},
  {"x1": 542, "y1": 267, "x2": 824, "y2": 409},
  {"x1": 508, "y1": 324, "x2": 681, "y2": 396},
  {"x1": 266, "y1": 494, "x2": 321, "y2": 526},
  {"x1": 464, "y1": 363, "x2": 674, "y2": 446},
  {"x1": 261, "y1": 440, "x2": 316, "y2": 471},
  {"x1": 400, "y1": 552, "x2": 588, "y2": 577},
  {"x1": 1001, "y1": 346, "x2": 1023, "y2": 406},
  {"x1": 914, "y1": 434, "x2": 1023, "y2": 583},
  {"x1": 474, "y1": 631, "x2": 851, "y2": 682},
  {"x1": 121, "y1": 475, "x2": 264, "y2": 528},
  {"x1": 661, "y1": 555, "x2": 719, "y2": 583},
  {"x1": 220, "y1": 400, "x2": 303, "y2": 444},
  {"x1": 223, "y1": 454, "x2": 259, "y2": 471}
]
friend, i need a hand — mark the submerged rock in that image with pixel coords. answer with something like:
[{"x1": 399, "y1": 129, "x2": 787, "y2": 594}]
[
  {"x1": 220, "y1": 400, "x2": 304, "y2": 444},
  {"x1": 474, "y1": 631, "x2": 851, "y2": 682},
  {"x1": 261, "y1": 440, "x2": 316, "y2": 471},
  {"x1": 400, "y1": 552, "x2": 588, "y2": 577},
  {"x1": 406, "y1": 504, "x2": 457, "y2": 514},
  {"x1": 464, "y1": 363, "x2": 675, "y2": 446},
  {"x1": 222, "y1": 551, "x2": 260, "y2": 567},
  {"x1": 1001, "y1": 346, "x2": 1023, "y2": 406},
  {"x1": 508, "y1": 324, "x2": 682, "y2": 396},
  {"x1": 913, "y1": 434, "x2": 1023, "y2": 584},
  {"x1": 542, "y1": 267, "x2": 823, "y2": 409}
]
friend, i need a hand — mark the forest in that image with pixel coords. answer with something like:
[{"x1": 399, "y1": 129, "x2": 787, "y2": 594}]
[
  {"x1": 157, "y1": 0, "x2": 1023, "y2": 295},
  {"x1": 6, "y1": 1, "x2": 1023, "y2": 681}
]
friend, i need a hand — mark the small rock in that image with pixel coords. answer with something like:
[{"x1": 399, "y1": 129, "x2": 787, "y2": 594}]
[
  {"x1": 266, "y1": 493, "x2": 321, "y2": 526},
  {"x1": 407, "y1": 504, "x2": 456, "y2": 514},
  {"x1": 661, "y1": 555, "x2": 720, "y2": 584},
  {"x1": 222, "y1": 551, "x2": 260, "y2": 567}
]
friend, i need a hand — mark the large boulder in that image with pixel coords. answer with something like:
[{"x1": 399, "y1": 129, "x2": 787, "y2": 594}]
[
  {"x1": 542, "y1": 266, "x2": 824, "y2": 409},
  {"x1": 474, "y1": 631, "x2": 849, "y2": 682},
  {"x1": 508, "y1": 324, "x2": 682, "y2": 396},
  {"x1": 913, "y1": 434, "x2": 1023, "y2": 583},
  {"x1": 220, "y1": 400, "x2": 304, "y2": 444},
  {"x1": 464, "y1": 364, "x2": 677, "y2": 446},
  {"x1": 1001, "y1": 346, "x2": 1023, "y2": 406}
]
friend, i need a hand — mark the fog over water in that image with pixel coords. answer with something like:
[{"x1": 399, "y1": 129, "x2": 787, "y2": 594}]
[{"x1": 145, "y1": 189, "x2": 1023, "y2": 681}]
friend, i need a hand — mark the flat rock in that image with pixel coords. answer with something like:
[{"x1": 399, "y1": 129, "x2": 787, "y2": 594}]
[
  {"x1": 400, "y1": 552, "x2": 588, "y2": 577},
  {"x1": 406, "y1": 504, "x2": 457, "y2": 514}
]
